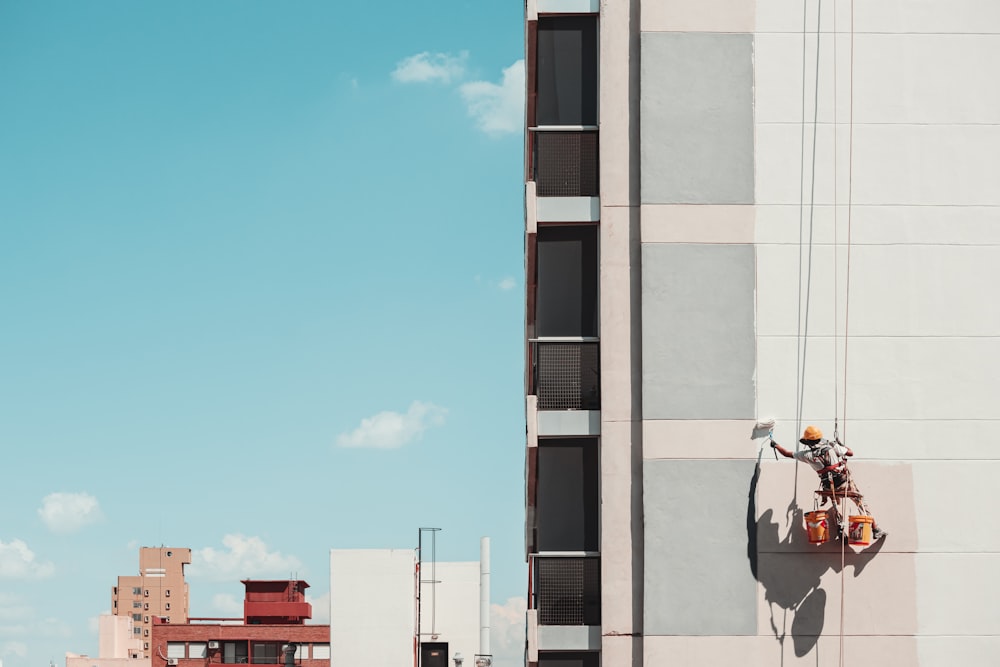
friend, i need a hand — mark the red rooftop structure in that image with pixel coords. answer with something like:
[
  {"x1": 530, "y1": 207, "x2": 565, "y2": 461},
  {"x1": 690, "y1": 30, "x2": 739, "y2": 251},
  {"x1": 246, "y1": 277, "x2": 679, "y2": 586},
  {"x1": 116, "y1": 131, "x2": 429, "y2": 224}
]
[{"x1": 150, "y1": 580, "x2": 329, "y2": 667}]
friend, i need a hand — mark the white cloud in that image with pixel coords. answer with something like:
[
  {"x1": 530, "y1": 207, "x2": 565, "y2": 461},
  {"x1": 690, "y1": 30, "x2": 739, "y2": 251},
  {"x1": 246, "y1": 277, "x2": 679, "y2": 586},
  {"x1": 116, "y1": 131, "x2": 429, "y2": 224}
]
[
  {"x1": 189, "y1": 535, "x2": 302, "y2": 582},
  {"x1": 37, "y1": 491, "x2": 102, "y2": 533},
  {"x1": 490, "y1": 597, "x2": 527, "y2": 667},
  {"x1": 459, "y1": 60, "x2": 525, "y2": 136},
  {"x1": 336, "y1": 400, "x2": 447, "y2": 449},
  {"x1": 498, "y1": 277, "x2": 516, "y2": 291},
  {"x1": 0, "y1": 594, "x2": 31, "y2": 623},
  {"x1": 0, "y1": 540, "x2": 55, "y2": 579},
  {"x1": 307, "y1": 590, "x2": 330, "y2": 624},
  {"x1": 2, "y1": 640, "x2": 28, "y2": 657},
  {"x1": 392, "y1": 51, "x2": 468, "y2": 84}
]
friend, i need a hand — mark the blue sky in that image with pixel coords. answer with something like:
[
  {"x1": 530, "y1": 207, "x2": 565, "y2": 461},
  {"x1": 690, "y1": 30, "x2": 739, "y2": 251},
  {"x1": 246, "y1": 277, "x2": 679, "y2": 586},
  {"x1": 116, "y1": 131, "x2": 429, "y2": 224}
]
[{"x1": 0, "y1": 2, "x2": 526, "y2": 665}]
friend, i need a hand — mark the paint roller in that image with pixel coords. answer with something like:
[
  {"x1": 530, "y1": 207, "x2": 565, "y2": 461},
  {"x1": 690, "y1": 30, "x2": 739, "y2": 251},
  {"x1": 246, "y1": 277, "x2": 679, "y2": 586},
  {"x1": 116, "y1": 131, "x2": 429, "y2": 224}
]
[{"x1": 752, "y1": 418, "x2": 778, "y2": 459}]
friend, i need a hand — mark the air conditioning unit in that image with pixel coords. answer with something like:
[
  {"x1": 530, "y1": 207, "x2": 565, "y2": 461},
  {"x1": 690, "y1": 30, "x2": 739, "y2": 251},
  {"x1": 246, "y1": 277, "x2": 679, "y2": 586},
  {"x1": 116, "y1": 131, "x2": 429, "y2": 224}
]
[
  {"x1": 167, "y1": 659, "x2": 179, "y2": 666},
  {"x1": 208, "y1": 641, "x2": 220, "y2": 650}
]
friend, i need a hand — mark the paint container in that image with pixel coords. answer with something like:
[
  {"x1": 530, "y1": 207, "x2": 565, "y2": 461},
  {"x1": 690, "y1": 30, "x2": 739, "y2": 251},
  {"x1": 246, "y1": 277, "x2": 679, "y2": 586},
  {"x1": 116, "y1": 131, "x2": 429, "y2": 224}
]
[
  {"x1": 848, "y1": 515, "x2": 873, "y2": 546},
  {"x1": 805, "y1": 510, "x2": 831, "y2": 544}
]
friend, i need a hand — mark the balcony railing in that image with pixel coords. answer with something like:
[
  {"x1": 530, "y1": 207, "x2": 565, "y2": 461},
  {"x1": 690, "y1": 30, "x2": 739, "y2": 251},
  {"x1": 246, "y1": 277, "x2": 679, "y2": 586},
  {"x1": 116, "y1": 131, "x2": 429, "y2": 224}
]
[
  {"x1": 530, "y1": 127, "x2": 599, "y2": 197},
  {"x1": 530, "y1": 339, "x2": 600, "y2": 410},
  {"x1": 529, "y1": 553, "x2": 601, "y2": 626}
]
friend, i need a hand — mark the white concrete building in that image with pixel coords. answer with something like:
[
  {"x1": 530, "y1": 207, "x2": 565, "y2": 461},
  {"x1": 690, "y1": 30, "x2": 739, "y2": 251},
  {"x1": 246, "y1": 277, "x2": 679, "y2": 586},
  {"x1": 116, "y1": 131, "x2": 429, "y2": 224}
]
[
  {"x1": 330, "y1": 539, "x2": 490, "y2": 667},
  {"x1": 66, "y1": 615, "x2": 149, "y2": 667},
  {"x1": 522, "y1": 1, "x2": 1000, "y2": 666}
]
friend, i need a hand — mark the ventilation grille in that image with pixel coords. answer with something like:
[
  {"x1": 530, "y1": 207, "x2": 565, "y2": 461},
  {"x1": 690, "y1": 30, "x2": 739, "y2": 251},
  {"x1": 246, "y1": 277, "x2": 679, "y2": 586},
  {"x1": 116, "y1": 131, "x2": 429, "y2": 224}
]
[
  {"x1": 534, "y1": 341, "x2": 600, "y2": 410},
  {"x1": 534, "y1": 131, "x2": 599, "y2": 197}
]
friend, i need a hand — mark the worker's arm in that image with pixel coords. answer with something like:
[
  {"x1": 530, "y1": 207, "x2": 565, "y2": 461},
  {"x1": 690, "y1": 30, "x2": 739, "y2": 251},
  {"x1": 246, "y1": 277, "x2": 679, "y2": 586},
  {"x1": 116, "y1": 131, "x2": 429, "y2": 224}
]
[
  {"x1": 835, "y1": 439, "x2": 854, "y2": 457},
  {"x1": 770, "y1": 440, "x2": 795, "y2": 458}
]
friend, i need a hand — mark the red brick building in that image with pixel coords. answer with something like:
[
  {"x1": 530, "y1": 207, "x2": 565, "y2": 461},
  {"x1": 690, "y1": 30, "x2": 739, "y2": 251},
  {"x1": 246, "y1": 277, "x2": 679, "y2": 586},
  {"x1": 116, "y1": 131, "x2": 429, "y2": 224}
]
[{"x1": 150, "y1": 580, "x2": 329, "y2": 667}]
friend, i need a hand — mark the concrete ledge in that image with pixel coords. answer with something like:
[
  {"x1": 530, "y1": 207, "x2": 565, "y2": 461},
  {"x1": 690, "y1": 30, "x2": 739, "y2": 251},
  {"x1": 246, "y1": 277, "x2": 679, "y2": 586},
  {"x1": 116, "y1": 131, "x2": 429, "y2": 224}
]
[
  {"x1": 537, "y1": 196, "x2": 600, "y2": 223},
  {"x1": 537, "y1": 0, "x2": 599, "y2": 14},
  {"x1": 537, "y1": 410, "x2": 601, "y2": 437},
  {"x1": 537, "y1": 625, "x2": 602, "y2": 651}
]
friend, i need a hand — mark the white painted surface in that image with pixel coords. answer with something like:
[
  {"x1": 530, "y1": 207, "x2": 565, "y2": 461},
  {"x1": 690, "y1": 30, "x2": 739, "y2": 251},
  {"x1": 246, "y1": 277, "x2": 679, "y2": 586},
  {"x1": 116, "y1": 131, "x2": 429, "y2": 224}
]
[
  {"x1": 755, "y1": 204, "x2": 1000, "y2": 246},
  {"x1": 330, "y1": 549, "x2": 415, "y2": 667},
  {"x1": 912, "y1": 462, "x2": 1000, "y2": 552},
  {"x1": 535, "y1": 196, "x2": 600, "y2": 222},
  {"x1": 641, "y1": 205, "x2": 755, "y2": 244},
  {"x1": 536, "y1": 624, "x2": 601, "y2": 650},
  {"x1": 642, "y1": 0, "x2": 754, "y2": 33},
  {"x1": 536, "y1": 409, "x2": 600, "y2": 436},
  {"x1": 536, "y1": 0, "x2": 599, "y2": 14},
  {"x1": 419, "y1": 562, "x2": 480, "y2": 662},
  {"x1": 916, "y1": 554, "x2": 1000, "y2": 635},
  {"x1": 757, "y1": 336, "x2": 1000, "y2": 422},
  {"x1": 330, "y1": 550, "x2": 481, "y2": 666},
  {"x1": 756, "y1": 244, "x2": 1000, "y2": 337}
]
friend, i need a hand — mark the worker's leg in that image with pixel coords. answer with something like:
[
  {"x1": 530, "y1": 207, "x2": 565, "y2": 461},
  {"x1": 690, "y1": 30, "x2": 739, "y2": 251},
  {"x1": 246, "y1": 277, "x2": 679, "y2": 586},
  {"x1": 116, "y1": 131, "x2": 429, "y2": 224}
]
[{"x1": 845, "y1": 478, "x2": 887, "y2": 540}]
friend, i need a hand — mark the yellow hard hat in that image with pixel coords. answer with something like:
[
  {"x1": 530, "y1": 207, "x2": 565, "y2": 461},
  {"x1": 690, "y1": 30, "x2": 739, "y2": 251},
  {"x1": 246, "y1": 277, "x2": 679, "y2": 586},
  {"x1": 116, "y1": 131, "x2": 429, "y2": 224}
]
[{"x1": 801, "y1": 425, "x2": 823, "y2": 442}]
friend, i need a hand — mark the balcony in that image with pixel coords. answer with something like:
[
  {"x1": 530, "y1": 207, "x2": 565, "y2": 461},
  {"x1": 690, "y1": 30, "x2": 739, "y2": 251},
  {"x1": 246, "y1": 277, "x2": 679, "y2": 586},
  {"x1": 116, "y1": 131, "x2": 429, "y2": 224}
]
[
  {"x1": 530, "y1": 128, "x2": 599, "y2": 197},
  {"x1": 530, "y1": 339, "x2": 600, "y2": 410},
  {"x1": 529, "y1": 554, "x2": 601, "y2": 626}
]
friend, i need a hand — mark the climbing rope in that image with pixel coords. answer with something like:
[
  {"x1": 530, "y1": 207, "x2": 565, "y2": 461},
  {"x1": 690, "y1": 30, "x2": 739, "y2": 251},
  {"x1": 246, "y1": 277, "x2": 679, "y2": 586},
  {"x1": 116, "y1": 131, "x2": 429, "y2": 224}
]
[{"x1": 836, "y1": 4, "x2": 856, "y2": 667}]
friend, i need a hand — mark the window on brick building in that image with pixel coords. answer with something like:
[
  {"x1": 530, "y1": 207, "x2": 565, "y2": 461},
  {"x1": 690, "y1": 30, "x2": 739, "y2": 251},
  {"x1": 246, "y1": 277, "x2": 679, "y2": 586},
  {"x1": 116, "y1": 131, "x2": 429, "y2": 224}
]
[
  {"x1": 312, "y1": 644, "x2": 330, "y2": 660},
  {"x1": 167, "y1": 643, "x2": 185, "y2": 659}
]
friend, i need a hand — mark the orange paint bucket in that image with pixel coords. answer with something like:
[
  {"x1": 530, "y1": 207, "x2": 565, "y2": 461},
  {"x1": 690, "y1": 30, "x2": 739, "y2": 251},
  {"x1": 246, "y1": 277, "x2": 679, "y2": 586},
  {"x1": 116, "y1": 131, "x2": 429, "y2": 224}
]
[
  {"x1": 848, "y1": 515, "x2": 873, "y2": 546},
  {"x1": 805, "y1": 510, "x2": 831, "y2": 544}
]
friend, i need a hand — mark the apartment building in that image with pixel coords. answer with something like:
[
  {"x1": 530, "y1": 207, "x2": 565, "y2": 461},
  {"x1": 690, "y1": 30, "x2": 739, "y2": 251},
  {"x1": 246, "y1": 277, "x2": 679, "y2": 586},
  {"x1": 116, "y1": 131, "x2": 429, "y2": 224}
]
[
  {"x1": 149, "y1": 579, "x2": 328, "y2": 667},
  {"x1": 112, "y1": 547, "x2": 192, "y2": 657},
  {"x1": 522, "y1": 1, "x2": 1000, "y2": 666}
]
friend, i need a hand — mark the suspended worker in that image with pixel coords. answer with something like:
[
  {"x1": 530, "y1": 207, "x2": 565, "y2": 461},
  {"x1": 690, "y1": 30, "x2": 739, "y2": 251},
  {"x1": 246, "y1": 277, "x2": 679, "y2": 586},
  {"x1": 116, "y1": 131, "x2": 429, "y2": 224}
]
[{"x1": 771, "y1": 425, "x2": 887, "y2": 542}]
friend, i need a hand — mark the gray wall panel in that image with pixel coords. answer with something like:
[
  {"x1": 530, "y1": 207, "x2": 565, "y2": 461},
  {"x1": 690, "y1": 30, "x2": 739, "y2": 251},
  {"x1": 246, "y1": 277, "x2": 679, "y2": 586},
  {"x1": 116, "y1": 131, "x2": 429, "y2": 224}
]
[
  {"x1": 640, "y1": 32, "x2": 754, "y2": 204},
  {"x1": 641, "y1": 243, "x2": 755, "y2": 419},
  {"x1": 644, "y1": 459, "x2": 758, "y2": 635}
]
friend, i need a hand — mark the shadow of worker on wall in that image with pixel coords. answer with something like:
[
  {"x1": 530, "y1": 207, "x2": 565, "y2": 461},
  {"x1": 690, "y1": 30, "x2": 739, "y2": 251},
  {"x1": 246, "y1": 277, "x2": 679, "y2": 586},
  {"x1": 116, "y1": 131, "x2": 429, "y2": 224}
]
[{"x1": 747, "y1": 453, "x2": 884, "y2": 657}]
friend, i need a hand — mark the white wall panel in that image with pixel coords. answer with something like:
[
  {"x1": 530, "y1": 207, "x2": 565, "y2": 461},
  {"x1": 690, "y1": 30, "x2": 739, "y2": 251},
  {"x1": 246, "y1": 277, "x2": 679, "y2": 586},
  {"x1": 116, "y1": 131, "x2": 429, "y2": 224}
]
[
  {"x1": 917, "y1": 637, "x2": 1000, "y2": 667},
  {"x1": 756, "y1": 34, "x2": 1000, "y2": 125},
  {"x1": 832, "y1": 420, "x2": 1000, "y2": 461},
  {"x1": 853, "y1": 125, "x2": 1000, "y2": 206},
  {"x1": 757, "y1": 124, "x2": 1000, "y2": 207},
  {"x1": 754, "y1": 33, "x2": 849, "y2": 124},
  {"x1": 916, "y1": 555, "x2": 1000, "y2": 635},
  {"x1": 756, "y1": 205, "x2": 1000, "y2": 246},
  {"x1": 757, "y1": 0, "x2": 1000, "y2": 34},
  {"x1": 757, "y1": 243, "x2": 1000, "y2": 337},
  {"x1": 854, "y1": 35, "x2": 1000, "y2": 124},
  {"x1": 756, "y1": 123, "x2": 845, "y2": 206},
  {"x1": 860, "y1": 0, "x2": 1000, "y2": 34},
  {"x1": 912, "y1": 462, "x2": 1000, "y2": 552},
  {"x1": 757, "y1": 336, "x2": 1000, "y2": 422},
  {"x1": 756, "y1": 0, "x2": 850, "y2": 35}
]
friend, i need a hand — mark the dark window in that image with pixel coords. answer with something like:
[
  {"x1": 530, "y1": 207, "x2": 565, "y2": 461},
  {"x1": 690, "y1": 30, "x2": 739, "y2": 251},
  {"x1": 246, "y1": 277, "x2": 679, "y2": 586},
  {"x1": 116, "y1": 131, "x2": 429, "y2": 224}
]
[
  {"x1": 536, "y1": 439, "x2": 599, "y2": 552},
  {"x1": 538, "y1": 652, "x2": 600, "y2": 667},
  {"x1": 535, "y1": 225, "x2": 598, "y2": 337},
  {"x1": 133, "y1": 587, "x2": 142, "y2": 595},
  {"x1": 252, "y1": 643, "x2": 280, "y2": 664},
  {"x1": 420, "y1": 643, "x2": 449, "y2": 667},
  {"x1": 132, "y1": 614, "x2": 141, "y2": 622},
  {"x1": 223, "y1": 642, "x2": 248, "y2": 664},
  {"x1": 536, "y1": 16, "x2": 598, "y2": 125}
]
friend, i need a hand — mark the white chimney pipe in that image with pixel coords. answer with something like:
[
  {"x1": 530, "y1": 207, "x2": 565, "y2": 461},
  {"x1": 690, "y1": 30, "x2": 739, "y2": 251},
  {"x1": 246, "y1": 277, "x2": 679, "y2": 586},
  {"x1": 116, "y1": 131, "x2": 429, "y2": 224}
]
[{"x1": 479, "y1": 537, "x2": 490, "y2": 658}]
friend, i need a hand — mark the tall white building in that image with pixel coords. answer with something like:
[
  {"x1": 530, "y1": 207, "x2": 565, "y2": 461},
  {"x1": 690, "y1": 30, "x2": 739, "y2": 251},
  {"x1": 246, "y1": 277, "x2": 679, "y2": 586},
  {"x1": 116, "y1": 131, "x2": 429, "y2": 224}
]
[
  {"x1": 522, "y1": 1, "x2": 1000, "y2": 666},
  {"x1": 330, "y1": 538, "x2": 490, "y2": 667}
]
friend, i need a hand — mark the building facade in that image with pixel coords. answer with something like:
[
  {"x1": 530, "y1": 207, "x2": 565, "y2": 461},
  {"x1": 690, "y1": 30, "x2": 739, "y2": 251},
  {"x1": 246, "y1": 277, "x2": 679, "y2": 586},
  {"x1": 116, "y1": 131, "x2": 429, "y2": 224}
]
[
  {"x1": 149, "y1": 580, "x2": 328, "y2": 667},
  {"x1": 112, "y1": 547, "x2": 192, "y2": 657},
  {"x1": 66, "y1": 615, "x2": 148, "y2": 667},
  {"x1": 330, "y1": 539, "x2": 490, "y2": 667},
  {"x1": 522, "y1": 1, "x2": 1000, "y2": 666}
]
